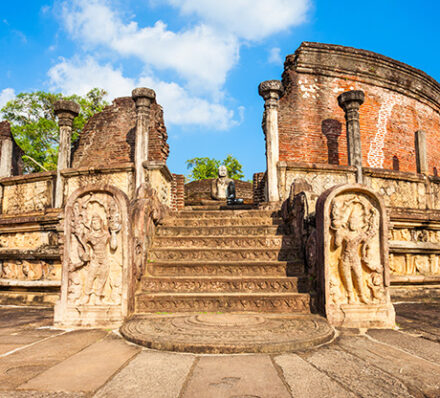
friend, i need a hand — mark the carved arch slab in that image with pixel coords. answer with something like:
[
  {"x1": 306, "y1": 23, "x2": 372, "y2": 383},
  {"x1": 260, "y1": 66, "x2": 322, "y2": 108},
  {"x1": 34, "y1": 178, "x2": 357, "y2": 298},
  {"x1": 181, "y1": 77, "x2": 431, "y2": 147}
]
[
  {"x1": 316, "y1": 184, "x2": 395, "y2": 328},
  {"x1": 54, "y1": 184, "x2": 132, "y2": 328}
]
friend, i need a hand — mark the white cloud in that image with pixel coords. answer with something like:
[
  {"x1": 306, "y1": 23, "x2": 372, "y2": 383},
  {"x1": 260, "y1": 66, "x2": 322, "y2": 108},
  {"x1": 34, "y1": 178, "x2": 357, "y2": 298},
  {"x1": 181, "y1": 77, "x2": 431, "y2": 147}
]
[
  {"x1": 48, "y1": 57, "x2": 238, "y2": 130},
  {"x1": 61, "y1": 0, "x2": 239, "y2": 93},
  {"x1": 0, "y1": 88, "x2": 16, "y2": 109},
  {"x1": 55, "y1": 0, "x2": 310, "y2": 131},
  {"x1": 268, "y1": 47, "x2": 283, "y2": 65},
  {"x1": 166, "y1": 0, "x2": 310, "y2": 41}
]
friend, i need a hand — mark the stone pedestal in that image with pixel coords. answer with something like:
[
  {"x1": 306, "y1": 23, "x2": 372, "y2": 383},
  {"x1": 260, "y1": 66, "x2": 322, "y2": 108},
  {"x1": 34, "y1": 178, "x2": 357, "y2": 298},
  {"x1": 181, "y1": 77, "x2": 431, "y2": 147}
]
[
  {"x1": 259, "y1": 80, "x2": 283, "y2": 202},
  {"x1": 54, "y1": 100, "x2": 80, "y2": 208},
  {"x1": 315, "y1": 184, "x2": 395, "y2": 328}
]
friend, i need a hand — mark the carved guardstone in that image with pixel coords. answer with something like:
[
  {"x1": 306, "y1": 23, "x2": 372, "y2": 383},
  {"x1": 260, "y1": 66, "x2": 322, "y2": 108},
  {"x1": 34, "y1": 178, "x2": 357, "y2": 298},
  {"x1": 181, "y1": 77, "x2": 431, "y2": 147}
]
[
  {"x1": 316, "y1": 184, "x2": 395, "y2": 328},
  {"x1": 54, "y1": 185, "x2": 131, "y2": 328}
]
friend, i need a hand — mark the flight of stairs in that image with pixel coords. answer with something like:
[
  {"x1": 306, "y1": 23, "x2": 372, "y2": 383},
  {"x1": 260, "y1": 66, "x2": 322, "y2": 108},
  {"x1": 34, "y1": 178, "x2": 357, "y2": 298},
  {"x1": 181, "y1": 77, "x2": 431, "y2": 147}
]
[{"x1": 134, "y1": 206, "x2": 312, "y2": 314}]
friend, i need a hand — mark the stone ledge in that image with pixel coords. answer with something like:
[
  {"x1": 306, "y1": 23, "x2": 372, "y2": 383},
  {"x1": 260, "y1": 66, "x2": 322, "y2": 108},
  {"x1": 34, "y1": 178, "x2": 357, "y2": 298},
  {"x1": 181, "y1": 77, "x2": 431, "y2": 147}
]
[
  {"x1": 0, "y1": 247, "x2": 60, "y2": 260},
  {"x1": 278, "y1": 161, "x2": 356, "y2": 174},
  {"x1": 0, "y1": 278, "x2": 61, "y2": 287},
  {"x1": 0, "y1": 171, "x2": 56, "y2": 186},
  {"x1": 61, "y1": 163, "x2": 134, "y2": 177},
  {"x1": 390, "y1": 275, "x2": 440, "y2": 284},
  {"x1": 142, "y1": 160, "x2": 173, "y2": 182},
  {"x1": 390, "y1": 241, "x2": 440, "y2": 254}
]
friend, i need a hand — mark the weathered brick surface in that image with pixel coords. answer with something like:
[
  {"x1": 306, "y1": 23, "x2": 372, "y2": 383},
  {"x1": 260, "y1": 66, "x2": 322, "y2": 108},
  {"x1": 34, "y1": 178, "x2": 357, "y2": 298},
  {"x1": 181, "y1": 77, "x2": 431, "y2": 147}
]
[
  {"x1": 171, "y1": 174, "x2": 185, "y2": 211},
  {"x1": 279, "y1": 42, "x2": 440, "y2": 174},
  {"x1": 0, "y1": 121, "x2": 24, "y2": 175},
  {"x1": 72, "y1": 97, "x2": 169, "y2": 168},
  {"x1": 253, "y1": 172, "x2": 266, "y2": 204}
]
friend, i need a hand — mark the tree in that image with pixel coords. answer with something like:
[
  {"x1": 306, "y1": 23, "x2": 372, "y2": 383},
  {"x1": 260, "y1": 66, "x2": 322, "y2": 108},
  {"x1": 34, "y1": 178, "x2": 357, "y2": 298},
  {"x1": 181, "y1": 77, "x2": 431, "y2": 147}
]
[
  {"x1": 0, "y1": 88, "x2": 109, "y2": 173},
  {"x1": 186, "y1": 155, "x2": 245, "y2": 181}
]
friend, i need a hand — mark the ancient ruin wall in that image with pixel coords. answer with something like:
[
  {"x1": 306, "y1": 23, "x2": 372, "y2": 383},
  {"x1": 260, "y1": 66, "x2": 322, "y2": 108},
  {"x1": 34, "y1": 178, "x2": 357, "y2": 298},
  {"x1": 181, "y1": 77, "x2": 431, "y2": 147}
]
[
  {"x1": 279, "y1": 42, "x2": 440, "y2": 174},
  {"x1": 72, "y1": 97, "x2": 169, "y2": 168}
]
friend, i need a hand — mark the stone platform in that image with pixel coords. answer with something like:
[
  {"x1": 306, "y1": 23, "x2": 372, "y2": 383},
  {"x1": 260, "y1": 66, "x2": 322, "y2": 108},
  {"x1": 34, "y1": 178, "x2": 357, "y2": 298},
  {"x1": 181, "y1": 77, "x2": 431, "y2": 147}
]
[{"x1": 120, "y1": 313, "x2": 334, "y2": 354}]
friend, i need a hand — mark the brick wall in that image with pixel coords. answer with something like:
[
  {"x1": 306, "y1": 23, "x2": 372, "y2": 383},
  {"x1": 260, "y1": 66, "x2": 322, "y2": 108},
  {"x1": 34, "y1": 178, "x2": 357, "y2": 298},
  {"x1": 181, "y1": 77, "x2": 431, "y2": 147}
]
[
  {"x1": 171, "y1": 174, "x2": 185, "y2": 210},
  {"x1": 72, "y1": 97, "x2": 169, "y2": 168},
  {"x1": 278, "y1": 42, "x2": 440, "y2": 175},
  {"x1": 252, "y1": 172, "x2": 266, "y2": 204}
]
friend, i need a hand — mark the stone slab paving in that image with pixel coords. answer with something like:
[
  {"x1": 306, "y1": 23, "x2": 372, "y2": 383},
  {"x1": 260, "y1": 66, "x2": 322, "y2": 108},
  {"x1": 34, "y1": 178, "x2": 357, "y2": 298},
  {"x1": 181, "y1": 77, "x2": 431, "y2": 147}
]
[
  {"x1": 93, "y1": 351, "x2": 195, "y2": 398},
  {"x1": 180, "y1": 355, "x2": 291, "y2": 398},
  {"x1": 0, "y1": 303, "x2": 440, "y2": 397},
  {"x1": 18, "y1": 334, "x2": 140, "y2": 392}
]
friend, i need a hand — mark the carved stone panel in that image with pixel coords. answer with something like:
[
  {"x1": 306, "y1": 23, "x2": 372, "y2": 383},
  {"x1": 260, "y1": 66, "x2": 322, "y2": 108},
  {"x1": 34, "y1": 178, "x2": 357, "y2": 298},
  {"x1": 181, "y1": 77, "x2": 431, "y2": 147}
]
[
  {"x1": 316, "y1": 184, "x2": 395, "y2": 328},
  {"x1": 54, "y1": 185, "x2": 130, "y2": 328},
  {"x1": 0, "y1": 260, "x2": 61, "y2": 281},
  {"x1": 2, "y1": 180, "x2": 52, "y2": 214}
]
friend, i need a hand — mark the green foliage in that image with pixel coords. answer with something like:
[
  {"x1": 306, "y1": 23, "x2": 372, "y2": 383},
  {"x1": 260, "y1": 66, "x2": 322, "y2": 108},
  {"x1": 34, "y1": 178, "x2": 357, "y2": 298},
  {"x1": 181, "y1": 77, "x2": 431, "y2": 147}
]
[
  {"x1": 186, "y1": 155, "x2": 245, "y2": 181},
  {"x1": 0, "y1": 88, "x2": 109, "y2": 173}
]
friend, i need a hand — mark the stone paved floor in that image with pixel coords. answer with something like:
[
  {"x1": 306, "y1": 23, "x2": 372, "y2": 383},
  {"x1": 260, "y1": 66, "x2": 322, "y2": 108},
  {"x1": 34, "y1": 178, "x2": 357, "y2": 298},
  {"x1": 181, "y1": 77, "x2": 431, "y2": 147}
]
[{"x1": 0, "y1": 304, "x2": 440, "y2": 398}]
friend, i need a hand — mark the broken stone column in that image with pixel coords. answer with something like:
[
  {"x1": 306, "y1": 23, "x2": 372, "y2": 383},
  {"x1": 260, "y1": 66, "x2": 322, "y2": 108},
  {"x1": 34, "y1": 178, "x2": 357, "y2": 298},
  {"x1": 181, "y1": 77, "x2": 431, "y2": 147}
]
[
  {"x1": 0, "y1": 129, "x2": 13, "y2": 178},
  {"x1": 132, "y1": 87, "x2": 156, "y2": 190},
  {"x1": 338, "y1": 90, "x2": 365, "y2": 183},
  {"x1": 259, "y1": 80, "x2": 283, "y2": 202},
  {"x1": 54, "y1": 100, "x2": 80, "y2": 208},
  {"x1": 415, "y1": 130, "x2": 428, "y2": 174}
]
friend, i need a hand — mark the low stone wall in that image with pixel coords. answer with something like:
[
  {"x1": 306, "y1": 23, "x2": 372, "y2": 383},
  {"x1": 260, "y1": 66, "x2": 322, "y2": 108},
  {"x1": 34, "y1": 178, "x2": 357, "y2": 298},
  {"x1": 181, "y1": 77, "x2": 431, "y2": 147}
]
[{"x1": 185, "y1": 179, "x2": 253, "y2": 205}]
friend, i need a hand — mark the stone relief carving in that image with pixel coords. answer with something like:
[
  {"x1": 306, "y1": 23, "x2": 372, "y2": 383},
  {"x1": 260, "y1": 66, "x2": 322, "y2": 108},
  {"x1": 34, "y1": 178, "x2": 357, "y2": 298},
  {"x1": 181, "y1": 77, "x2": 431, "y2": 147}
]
[
  {"x1": 3, "y1": 181, "x2": 51, "y2": 214},
  {"x1": 55, "y1": 185, "x2": 130, "y2": 328},
  {"x1": 0, "y1": 260, "x2": 60, "y2": 281},
  {"x1": 330, "y1": 194, "x2": 384, "y2": 304},
  {"x1": 316, "y1": 185, "x2": 395, "y2": 328},
  {"x1": 389, "y1": 253, "x2": 440, "y2": 275},
  {"x1": 67, "y1": 192, "x2": 122, "y2": 305},
  {"x1": 131, "y1": 182, "x2": 167, "y2": 281}
]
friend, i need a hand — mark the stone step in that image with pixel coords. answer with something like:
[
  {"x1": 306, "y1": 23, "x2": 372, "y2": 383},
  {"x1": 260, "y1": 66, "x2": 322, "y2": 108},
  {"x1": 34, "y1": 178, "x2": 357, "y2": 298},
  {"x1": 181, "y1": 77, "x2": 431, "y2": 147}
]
[
  {"x1": 139, "y1": 276, "x2": 310, "y2": 294},
  {"x1": 148, "y1": 248, "x2": 299, "y2": 262},
  {"x1": 134, "y1": 292, "x2": 311, "y2": 313},
  {"x1": 152, "y1": 235, "x2": 297, "y2": 249},
  {"x1": 156, "y1": 225, "x2": 288, "y2": 237},
  {"x1": 185, "y1": 204, "x2": 255, "y2": 211},
  {"x1": 161, "y1": 217, "x2": 283, "y2": 227},
  {"x1": 175, "y1": 210, "x2": 280, "y2": 219},
  {"x1": 146, "y1": 261, "x2": 304, "y2": 277}
]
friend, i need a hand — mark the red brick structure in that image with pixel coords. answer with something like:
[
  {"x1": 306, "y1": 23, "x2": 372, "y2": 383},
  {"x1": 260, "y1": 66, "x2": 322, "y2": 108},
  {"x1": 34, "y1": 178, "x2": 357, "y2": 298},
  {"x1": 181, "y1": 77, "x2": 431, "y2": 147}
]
[
  {"x1": 72, "y1": 97, "x2": 169, "y2": 168},
  {"x1": 279, "y1": 42, "x2": 440, "y2": 174},
  {"x1": 171, "y1": 174, "x2": 185, "y2": 210}
]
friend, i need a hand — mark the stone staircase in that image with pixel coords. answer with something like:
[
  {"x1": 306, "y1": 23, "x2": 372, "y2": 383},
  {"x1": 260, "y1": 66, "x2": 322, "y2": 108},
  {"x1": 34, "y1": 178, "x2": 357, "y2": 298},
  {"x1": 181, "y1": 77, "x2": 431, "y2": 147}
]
[{"x1": 134, "y1": 207, "x2": 312, "y2": 314}]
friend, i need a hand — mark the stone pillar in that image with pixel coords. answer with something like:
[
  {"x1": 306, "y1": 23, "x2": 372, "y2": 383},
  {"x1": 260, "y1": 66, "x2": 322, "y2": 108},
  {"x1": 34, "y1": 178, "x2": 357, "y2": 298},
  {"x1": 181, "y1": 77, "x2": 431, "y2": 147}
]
[
  {"x1": 338, "y1": 90, "x2": 365, "y2": 183},
  {"x1": 258, "y1": 80, "x2": 283, "y2": 202},
  {"x1": 0, "y1": 138, "x2": 13, "y2": 177},
  {"x1": 54, "y1": 100, "x2": 80, "y2": 208},
  {"x1": 415, "y1": 130, "x2": 428, "y2": 174},
  {"x1": 132, "y1": 87, "x2": 156, "y2": 190}
]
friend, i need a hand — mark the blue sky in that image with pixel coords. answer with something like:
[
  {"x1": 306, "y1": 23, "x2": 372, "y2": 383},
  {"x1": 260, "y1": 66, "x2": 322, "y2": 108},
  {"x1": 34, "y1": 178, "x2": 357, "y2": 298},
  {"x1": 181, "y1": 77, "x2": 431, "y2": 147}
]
[{"x1": 1, "y1": 0, "x2": 439, "y2": 180}]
